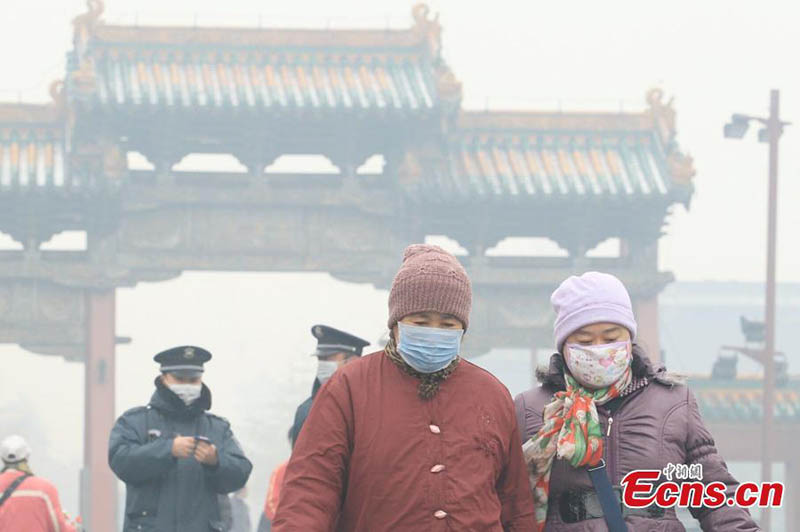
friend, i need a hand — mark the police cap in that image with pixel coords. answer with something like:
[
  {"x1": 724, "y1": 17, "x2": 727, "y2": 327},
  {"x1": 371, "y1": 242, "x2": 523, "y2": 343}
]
[
  {"x1": 310, "y1": 325, "x2": 370, "y2": 358},
  {"x1": 154, "y1": 345, "x2": 211, "y2": 377}
]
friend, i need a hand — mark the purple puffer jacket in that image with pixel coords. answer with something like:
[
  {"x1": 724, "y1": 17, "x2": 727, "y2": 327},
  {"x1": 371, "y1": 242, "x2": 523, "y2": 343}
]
[{"x1": 514, "y1": 349, "x2": 761, "y2": 532}]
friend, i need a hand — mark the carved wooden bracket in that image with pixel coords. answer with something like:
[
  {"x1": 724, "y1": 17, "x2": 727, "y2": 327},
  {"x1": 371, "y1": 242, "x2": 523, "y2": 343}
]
[
  {"x1": 397, "y1": 150, "x2": 423, "y2": 186},
  {"x1": 667, "y1": 151, "x2": 696, "y2": 185}
]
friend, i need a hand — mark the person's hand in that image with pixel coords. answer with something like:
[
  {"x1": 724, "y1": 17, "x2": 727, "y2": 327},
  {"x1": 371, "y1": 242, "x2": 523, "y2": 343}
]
[
  {"x1": 171, "y1": 435, "x2": 195, "y2": 459},
  {"x1": 194, "y1": 440, "x2": 218, "y2": 466}
]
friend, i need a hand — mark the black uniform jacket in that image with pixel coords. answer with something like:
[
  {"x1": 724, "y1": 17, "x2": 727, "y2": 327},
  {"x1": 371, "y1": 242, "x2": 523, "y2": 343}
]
[
  {"x1": 109, "y1": 378, "x2": 252, "y2": 532},
  {"x1": 288, "y1": 378, "x2": 322, "y2": 446}
]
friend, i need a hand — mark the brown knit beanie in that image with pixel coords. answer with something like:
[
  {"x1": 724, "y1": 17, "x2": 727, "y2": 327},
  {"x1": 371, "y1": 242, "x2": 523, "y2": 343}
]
[{"x1": 387, "y1": 244, "x2": 472, "y2": 330}]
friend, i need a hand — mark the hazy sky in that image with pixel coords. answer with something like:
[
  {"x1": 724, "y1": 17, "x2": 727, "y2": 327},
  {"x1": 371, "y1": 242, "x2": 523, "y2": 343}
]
[
  {"x1": 0, "y1": 1, "x2": 798, "y2": 527},
  {"x1": 1, "y1": 0, "x2": 798, "y2": 281}
]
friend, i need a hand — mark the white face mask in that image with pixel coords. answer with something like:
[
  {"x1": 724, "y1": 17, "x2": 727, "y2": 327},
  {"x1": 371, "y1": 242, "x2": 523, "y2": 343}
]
[
  {"x1": 564, "y1": 341, "x2": 632, "y2": 389},
  {"x1": 168, "y1": 383, "x2": 202, "y2": 405},
  {"x1": 316, "y1": 360, "x2": 341, "y2": 384}
]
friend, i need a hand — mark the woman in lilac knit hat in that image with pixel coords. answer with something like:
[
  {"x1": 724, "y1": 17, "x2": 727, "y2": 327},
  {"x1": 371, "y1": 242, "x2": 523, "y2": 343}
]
[{"x1": 514, "y1": 272, "x2": 759, "y2": 532}]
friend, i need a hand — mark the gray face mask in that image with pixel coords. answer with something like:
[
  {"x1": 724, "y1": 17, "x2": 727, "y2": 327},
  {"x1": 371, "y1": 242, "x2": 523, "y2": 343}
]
[
  {"x1": 168, "y1": 383, "x2": 202, "y2": 405},
  {"x1": 316, "y1": 360, "x2": 340, "y2": 384}
]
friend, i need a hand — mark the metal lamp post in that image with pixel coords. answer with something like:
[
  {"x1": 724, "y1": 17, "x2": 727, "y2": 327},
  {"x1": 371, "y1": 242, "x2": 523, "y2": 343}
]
[{"x1": 723, "y1": 89, "x2": 789, "y2": 530}]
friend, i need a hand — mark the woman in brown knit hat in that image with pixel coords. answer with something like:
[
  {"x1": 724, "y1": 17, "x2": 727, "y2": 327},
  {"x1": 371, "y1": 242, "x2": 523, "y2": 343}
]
[{"x1": 274, "y1": 244, "x2": 536, "y2": 532}]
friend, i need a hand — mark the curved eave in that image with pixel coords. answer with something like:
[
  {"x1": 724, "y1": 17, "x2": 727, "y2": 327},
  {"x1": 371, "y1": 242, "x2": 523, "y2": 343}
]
[{"x1": 68, "y1": 45, "x2": 442, "y2": 114}]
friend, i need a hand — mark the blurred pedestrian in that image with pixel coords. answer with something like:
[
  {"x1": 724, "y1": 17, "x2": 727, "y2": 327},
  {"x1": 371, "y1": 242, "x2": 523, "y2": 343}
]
[
  {"x1": 289, "y1": 325, "x2": 369, "y2": 446},
  {"x1": 516, "y1": 272, "x2": 760, "y2": 531},
  {"x1": 109, "y1": 345, "x2": 252, "y2": 532},
  {"x1": 0, "y1": 434, "x2": 76, "y2": 532},
  {"x1": 219, "y1": 493, "x2": 233, "y2": 530},
  {"x1": 273, "y1": 244, "x2": 536, "y2": 531},
  {"x1": 230, "y1": 487, "x2": 251, "y2": 532},
  {"x1": 257, "y1": 429, "x2": 293, "y2": 532}
]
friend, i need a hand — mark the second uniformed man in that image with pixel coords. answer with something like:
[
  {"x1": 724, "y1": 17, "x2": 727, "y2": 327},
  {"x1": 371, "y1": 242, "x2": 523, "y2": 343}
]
[
  {"x1": 289, "y1": 325, "x2": 369, "y2": 446},
  {"x1": 109, "y1": 345, "x2": 252, "y2": 532}
]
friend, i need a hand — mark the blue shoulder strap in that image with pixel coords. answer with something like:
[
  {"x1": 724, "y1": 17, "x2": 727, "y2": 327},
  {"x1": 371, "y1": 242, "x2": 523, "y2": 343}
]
[{"x1": 587, "y1": 460, "x2": 629, "y2": 532}]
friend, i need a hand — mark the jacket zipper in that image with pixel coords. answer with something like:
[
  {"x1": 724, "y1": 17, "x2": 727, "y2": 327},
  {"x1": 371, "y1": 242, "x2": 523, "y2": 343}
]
[
  {"x1": 603, "y1": 385, "x2": 648, "y2": 488},
  {"x1": 604, "y1": 411, "x2": 617, "y2": 486}
]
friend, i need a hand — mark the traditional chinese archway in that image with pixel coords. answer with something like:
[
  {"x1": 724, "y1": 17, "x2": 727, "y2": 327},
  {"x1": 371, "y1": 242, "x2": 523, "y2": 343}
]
[{"x1": 0, "y1": 2, "x2": 696, "y2": 529}]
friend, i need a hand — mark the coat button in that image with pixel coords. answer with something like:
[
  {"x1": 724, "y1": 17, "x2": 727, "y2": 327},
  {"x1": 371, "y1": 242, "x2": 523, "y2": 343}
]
[
  {"x1": 434, "y1": 510, "x2": 447, "y2": 519},
  {"x1": 430, "y1": 464, "x2": 446, "y2": 473},
  {"x1": 429, "y1": 424, "x2": 441, "y2": 434}
]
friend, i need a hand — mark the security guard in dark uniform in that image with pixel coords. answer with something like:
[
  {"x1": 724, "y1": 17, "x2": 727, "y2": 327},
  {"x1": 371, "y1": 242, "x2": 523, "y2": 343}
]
[
  {"x1": 109, "y1": 346, "x2": 252, "y2": 532},
  {"x1": 288, "y1": 325, "x2": 370, "y2": 446},
  {"x1": 257, "y1": 326, "x2": 369, "y2": 532}
]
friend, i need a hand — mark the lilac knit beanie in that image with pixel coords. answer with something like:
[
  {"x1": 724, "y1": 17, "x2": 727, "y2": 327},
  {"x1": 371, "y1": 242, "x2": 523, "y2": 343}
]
[
  {"x1": 551, "y1": 271, "x2": 637, "y2": 350},
  {"x1": 387, "y1": 244, "x2": 472, "y2": 330}
]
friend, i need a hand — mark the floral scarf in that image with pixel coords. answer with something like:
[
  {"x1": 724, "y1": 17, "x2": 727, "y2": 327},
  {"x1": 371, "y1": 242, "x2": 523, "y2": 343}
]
[{"x1": 522, "y1": 363, "x2": 633, "y2": 530}]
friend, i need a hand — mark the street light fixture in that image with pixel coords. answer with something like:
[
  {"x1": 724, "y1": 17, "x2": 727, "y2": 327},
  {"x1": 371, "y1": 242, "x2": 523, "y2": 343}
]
[
  {"x1": 740, "y1": 315, "x2": 765, "y2": 344},
  {"x1": 723, "y1": 90, "x2": 790, "y2": 530},
  {"x1": 723, "y1": 114, "x2": 751, "y2": 139}
]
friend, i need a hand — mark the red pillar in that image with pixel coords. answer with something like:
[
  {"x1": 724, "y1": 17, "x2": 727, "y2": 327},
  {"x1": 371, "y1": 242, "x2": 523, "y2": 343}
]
[
  {"x1": 634, "y1": 295, "x2": 661, "y2": 365},
  {"x1": 83, "y1": 289, "x2": 117, "y2": 531}
]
